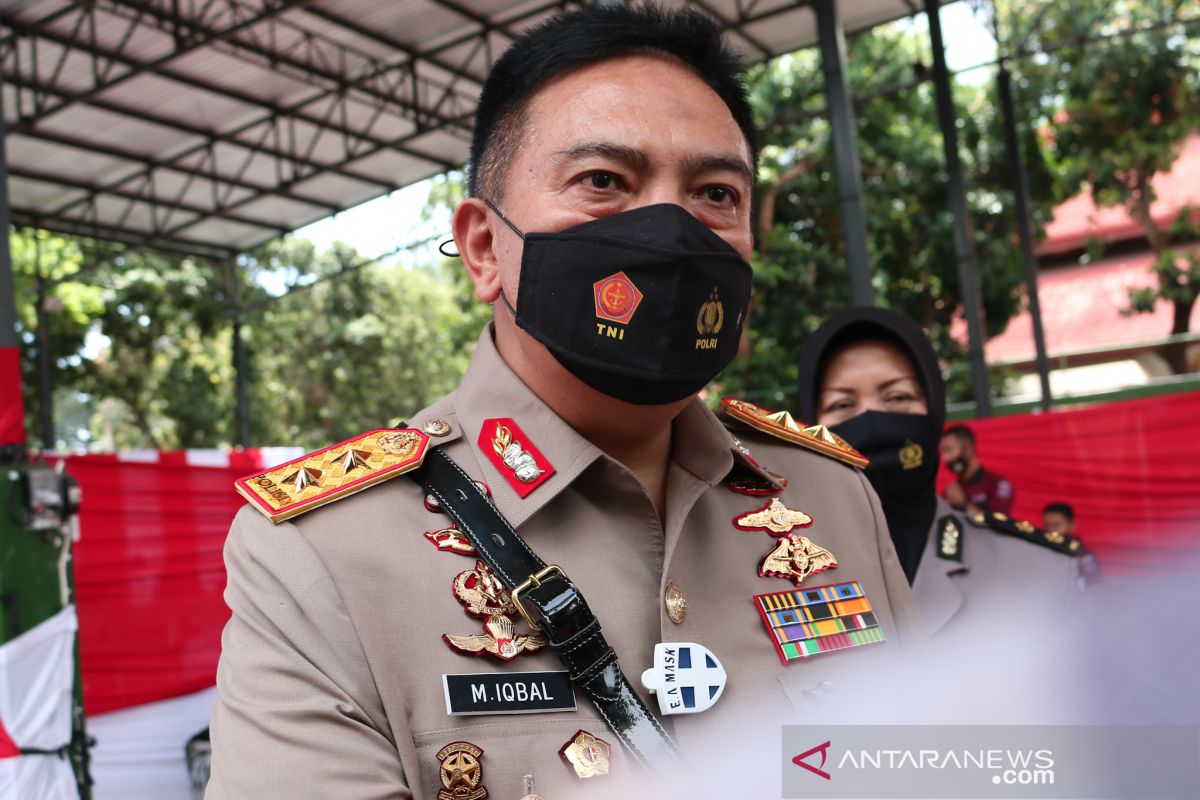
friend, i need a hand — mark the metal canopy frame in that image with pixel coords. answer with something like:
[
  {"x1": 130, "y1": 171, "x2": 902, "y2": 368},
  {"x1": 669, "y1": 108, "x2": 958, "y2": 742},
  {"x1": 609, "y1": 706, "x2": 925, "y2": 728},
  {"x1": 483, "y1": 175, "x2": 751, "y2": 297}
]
[{"x1": 1, "y1": 0, "x2": 936, "y2": 258}]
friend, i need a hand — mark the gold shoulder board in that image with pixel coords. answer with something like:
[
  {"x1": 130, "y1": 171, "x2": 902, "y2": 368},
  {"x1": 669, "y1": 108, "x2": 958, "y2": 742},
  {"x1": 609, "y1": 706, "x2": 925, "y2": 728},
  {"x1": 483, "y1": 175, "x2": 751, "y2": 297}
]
[
  {"x1": 235, "y1": 429, "x2": 430, "y2": 523},
  {"x1": 965, "y1": 510, "x2": 1082, "y2": 556},
  {"x1": 719, "y1": 398, "x2": 869, "y2": 469}
]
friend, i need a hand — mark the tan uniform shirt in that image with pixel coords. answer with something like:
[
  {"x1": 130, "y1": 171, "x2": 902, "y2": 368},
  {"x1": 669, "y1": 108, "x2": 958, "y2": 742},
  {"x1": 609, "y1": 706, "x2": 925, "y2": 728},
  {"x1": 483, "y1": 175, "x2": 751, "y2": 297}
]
[{"x1": 207, "y1": 328, "x2": 922, "y2": 800}]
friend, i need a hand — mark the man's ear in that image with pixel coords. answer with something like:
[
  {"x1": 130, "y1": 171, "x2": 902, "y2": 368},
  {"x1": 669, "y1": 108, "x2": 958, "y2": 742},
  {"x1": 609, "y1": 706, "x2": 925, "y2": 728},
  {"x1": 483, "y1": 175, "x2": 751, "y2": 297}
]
[{"x1": 453, "y1": 197, "x2": 502, "y2": 303}]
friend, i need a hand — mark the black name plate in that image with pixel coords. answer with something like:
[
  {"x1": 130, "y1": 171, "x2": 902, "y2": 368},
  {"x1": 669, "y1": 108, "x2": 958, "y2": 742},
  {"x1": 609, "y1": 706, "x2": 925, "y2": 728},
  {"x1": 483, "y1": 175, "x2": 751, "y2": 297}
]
[{"x1": 442, "y1": 671, "x2": 576, "y2": 716}]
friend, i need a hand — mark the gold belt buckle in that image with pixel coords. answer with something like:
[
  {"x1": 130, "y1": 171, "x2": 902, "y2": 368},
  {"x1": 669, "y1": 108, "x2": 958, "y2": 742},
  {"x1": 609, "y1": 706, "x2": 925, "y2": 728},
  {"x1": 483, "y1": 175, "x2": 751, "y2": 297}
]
[{"x1": 510, "y1": 565, "x2": 566, "y2": 633}]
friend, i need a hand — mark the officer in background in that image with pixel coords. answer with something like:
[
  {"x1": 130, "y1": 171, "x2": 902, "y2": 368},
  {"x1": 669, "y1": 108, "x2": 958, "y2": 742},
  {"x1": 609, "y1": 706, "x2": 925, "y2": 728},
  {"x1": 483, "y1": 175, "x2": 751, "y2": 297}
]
[
  {"x1": 940, "y1": 424, "x2": 1016, "y2": 515},
  {"x1": 207, "y1": 8, "x2": 922, "y2": 799},
  {"x1": 1044, "y1": 501, "x2": 1102, "y2": 587},
  {"x1": 798, "y1": 308, "x2": 1082, "y2": 638}
]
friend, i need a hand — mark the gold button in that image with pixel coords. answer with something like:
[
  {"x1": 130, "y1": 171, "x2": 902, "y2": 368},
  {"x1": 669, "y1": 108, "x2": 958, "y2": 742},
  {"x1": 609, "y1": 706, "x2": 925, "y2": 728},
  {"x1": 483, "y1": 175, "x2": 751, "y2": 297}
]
[
  {"x1": 423, "y1": 419, "x2": 451, "y2": 437},
  {"x1": 665, "y1": 583, "x2": 687, "y2": 624}
]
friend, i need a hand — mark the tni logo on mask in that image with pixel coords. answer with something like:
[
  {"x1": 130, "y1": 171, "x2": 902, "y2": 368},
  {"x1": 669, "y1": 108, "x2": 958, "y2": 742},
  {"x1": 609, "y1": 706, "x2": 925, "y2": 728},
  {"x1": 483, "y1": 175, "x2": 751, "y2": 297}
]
[{"x1": 593, "y1": 272, "x2": 643, "y2": 341}]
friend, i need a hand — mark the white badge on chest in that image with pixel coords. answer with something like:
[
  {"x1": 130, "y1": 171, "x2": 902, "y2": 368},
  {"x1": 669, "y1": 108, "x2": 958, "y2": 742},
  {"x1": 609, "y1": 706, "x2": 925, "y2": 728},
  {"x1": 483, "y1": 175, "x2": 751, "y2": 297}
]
[{"x1": 640, "y1": 642, "x2": 727, "y2": 715}]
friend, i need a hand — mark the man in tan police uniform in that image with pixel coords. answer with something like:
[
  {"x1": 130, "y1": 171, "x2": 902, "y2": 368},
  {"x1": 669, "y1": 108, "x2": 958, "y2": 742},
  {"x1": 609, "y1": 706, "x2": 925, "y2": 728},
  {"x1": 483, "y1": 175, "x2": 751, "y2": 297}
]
[{"x1": 207, "y1": 7, "x2": 922, "y2": 799}]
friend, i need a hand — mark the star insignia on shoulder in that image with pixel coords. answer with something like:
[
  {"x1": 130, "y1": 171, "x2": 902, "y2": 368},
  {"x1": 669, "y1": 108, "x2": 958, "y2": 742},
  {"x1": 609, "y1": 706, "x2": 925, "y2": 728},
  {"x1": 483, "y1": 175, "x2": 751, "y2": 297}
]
[
  {"x1": 720, "y1": 398, "x2": 868, "y2": 468},
  {"x1": 235, "y1": 428, "x2": 430, "y2": 523}
]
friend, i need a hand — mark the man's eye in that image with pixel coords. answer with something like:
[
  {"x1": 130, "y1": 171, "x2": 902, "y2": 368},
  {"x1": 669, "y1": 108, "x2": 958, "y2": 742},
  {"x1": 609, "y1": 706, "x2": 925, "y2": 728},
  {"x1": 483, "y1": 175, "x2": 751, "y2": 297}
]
[
  {"x1": 587, "y1": 172, "x2": 616, "y2": 189},
  {"x1": 702, "y1": 186, "x2": 737, "y2": 205}
]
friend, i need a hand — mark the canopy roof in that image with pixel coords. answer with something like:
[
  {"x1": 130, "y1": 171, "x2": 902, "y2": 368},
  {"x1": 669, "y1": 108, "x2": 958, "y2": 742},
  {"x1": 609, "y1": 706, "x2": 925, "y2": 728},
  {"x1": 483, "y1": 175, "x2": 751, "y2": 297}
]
[{"x1": 1, "y1": 0, "x2": 932, "y2": 258}]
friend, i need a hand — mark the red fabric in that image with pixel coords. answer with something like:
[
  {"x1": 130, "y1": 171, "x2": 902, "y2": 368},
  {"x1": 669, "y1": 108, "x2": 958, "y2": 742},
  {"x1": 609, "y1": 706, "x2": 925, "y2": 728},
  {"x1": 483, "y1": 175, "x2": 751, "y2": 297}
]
[
  {"x1": 938, "y1": 391, "x2": 1200, "y2": 575},
  {"x1": 0, "y1": 718, "x2": 19, "y2": 758},
  {"x1": 0, "y1": 347, "x2": 26, "y2": 447},
  {"x1": 56, "y1": 451, "x2": 264, "y2": 715}
]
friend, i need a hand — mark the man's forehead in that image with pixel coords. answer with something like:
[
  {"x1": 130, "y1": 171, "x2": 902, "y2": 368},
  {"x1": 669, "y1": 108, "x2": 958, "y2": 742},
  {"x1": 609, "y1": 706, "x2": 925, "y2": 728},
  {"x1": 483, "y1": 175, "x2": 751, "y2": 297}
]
[{"x1": 521, "y1": 52, "x2": 753, "y2": 160}]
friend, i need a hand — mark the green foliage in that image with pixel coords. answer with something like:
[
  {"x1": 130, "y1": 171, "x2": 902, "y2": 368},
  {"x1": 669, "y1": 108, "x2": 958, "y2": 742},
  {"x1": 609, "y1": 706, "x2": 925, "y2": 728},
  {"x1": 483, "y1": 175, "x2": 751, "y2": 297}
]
[
  {"x1": 11, "y1": 230, "x2": 106, "y2": 446},
  {"x1": 242, "y1": 236, "x2": 485, "y2": 450},
  {"x1": 723, "y1": 22, "x2": 1050, "y2": 405},
  {"x1": 1016, "y1": 0, "x2": 1200, "y2": 368}
]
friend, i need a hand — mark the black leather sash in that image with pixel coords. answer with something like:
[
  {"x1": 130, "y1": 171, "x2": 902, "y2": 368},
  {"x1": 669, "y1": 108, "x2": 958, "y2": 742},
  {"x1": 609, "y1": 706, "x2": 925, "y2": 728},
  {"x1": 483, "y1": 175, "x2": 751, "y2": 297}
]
[{"x1": 409, "y1": 447, "x2": 681, "y2": 772}]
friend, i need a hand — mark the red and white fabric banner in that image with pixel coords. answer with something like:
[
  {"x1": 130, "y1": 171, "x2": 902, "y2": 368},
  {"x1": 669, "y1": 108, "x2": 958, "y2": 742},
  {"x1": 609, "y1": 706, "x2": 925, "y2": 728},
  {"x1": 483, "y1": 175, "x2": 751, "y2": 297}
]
[
  {"x1": 0, "y1": 605, "x2": 80, "y2": 799},
  {"x1": 939, "y1": 390, "x2": 1200, "y2": 574},
  {"x1": 49, "y1": 448, "x2": 301, "y2": 715}
]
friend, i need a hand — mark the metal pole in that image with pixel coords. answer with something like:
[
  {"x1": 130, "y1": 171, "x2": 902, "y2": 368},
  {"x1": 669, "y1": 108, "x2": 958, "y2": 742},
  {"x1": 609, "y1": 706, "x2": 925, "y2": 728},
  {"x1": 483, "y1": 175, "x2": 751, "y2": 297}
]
[
  {"x1": 815, "y1": 0, "x2": 874, "y2": 306},
  {"x1": 0, "y1": 88, "x2": 15, "y2": 352},
  {"x1": 233, "y1": 315, "x2": 251, "y2": 448},
  {"x1": 1, "y1": 76, "x2": 29, "y2": 460},
  {"x1": 924, "y1": 0, "x2": 992, "y2": 416},
  {"x1": 35, "y1": 268, "x2": 56, "y2": 449},
  {"x1": 997, "y1": 63, "x2": 1053, "y2": 409}
]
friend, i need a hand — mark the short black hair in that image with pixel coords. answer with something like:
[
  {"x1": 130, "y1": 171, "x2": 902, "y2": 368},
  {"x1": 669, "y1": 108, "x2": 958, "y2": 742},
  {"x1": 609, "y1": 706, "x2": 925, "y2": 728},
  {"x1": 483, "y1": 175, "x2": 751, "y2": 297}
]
[
  {"x1": 1043, "y1": 502, "x2": 1075, "y2": 521},
  {"x1": 942, "y1": 425, "x2": 975, "y2": 446},
  {"x1": 467, "y1": 3, "x2": 758, "y2": 200}
]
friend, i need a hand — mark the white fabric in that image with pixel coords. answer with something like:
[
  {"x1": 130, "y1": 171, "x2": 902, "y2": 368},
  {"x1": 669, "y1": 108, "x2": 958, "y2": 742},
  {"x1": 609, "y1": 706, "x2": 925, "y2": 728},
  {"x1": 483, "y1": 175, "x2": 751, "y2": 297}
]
[
  {"x1": 0, "y1": 753, "x2": 78, "y2": 800},
  {"x1": 0, "y1": 605, "x2": 77, "y2": 750},
  {"x1": 0, "y1": 606, "x2": 80, "y2": 800},
  {"x1": 257, "y1": 447, "x2": 304, "y2": 469},
  {"x1": 88, "y1": 687, "x2": 215, "y2": 800}
]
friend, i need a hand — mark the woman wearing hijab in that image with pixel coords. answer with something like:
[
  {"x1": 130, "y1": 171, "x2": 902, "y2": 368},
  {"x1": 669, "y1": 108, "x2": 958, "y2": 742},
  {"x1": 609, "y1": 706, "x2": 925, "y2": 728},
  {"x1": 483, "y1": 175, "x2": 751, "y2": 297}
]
[{"x1": 798, "y1": 308, "x2": 1082, "y2": 637}]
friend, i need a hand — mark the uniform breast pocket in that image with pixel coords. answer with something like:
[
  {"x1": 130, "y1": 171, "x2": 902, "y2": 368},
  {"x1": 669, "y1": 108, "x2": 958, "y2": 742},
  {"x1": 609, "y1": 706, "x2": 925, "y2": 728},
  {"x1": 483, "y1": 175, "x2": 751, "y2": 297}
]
[{"x1": 412, "y1": 716, "x2": 633, "y2": 800}]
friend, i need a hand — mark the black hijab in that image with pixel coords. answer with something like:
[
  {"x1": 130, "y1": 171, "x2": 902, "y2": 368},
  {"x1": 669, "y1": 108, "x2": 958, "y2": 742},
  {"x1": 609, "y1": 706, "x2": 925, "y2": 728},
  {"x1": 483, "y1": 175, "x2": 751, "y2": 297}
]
[{"x1": 797, "y1": 308, "x2": 946, "y2": 584}]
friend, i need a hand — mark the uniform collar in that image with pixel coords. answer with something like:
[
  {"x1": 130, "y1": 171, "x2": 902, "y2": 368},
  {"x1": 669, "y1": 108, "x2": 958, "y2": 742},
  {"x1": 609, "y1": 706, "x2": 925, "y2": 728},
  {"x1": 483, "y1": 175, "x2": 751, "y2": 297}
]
[
  {"x1": 442, "y1": 325, "x2": 756, "y2": 528},
  {"x1": 913, "y1": 497, "x2": 969, "y2": 636}
]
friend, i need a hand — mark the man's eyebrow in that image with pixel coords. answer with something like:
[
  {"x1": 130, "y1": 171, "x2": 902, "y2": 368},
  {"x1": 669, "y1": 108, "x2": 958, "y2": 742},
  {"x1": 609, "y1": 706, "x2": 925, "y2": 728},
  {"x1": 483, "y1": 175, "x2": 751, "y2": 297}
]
[
  {"x1": 553, "y1": 142, "x2": 650, "y2": 171},
  {"x1": 682, "y1": 153, "x2": 756, "y2": 186}
]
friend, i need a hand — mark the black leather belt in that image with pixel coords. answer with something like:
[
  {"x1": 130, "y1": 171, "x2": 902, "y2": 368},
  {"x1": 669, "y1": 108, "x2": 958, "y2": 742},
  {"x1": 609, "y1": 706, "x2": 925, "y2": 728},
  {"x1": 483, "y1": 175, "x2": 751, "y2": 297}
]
[{"x1": 410, "y1": 447, "x2": 681, "y2": 772}]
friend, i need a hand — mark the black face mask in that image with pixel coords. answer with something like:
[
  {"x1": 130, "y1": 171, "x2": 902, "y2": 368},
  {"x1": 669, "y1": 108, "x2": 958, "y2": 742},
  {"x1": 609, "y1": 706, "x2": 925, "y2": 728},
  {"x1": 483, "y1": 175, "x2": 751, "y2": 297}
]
[
  {"x1": 947, "y1": 456, "x2": 969, "y2": 475},
  {"x1": 832, "y1": 411, "x2": 942, "y2": 583},
  {"x1": 487, "y1": 202, "x2": 752, "y2": 405}
]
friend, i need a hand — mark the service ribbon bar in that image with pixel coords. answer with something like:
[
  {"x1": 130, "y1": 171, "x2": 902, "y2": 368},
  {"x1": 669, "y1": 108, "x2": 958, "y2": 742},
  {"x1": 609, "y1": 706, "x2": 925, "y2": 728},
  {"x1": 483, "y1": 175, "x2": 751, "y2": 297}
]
[
  {"x1": 236, "y1": 428, "x2": 430, "y2": 523},
  {"x1": 754, "y1": 580, "x2": 886, "y2": 664}
]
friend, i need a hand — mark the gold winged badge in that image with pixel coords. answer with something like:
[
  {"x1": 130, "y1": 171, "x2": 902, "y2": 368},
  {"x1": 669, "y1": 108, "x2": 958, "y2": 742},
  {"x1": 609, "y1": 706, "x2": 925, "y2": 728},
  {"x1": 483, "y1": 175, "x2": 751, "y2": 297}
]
[{"x1": 759, "y1": 534, "x2": 838, "y2": 586}]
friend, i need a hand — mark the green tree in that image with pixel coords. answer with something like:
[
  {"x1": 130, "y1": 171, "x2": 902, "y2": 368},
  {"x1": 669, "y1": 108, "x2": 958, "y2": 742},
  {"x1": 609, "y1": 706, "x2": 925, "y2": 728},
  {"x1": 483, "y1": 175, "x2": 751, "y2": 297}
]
[
  {"x1": 11, "y1": 229, "x2": 106, "y2": 448},
  {"x1": 1023, "y1": 0, "x2": 1200, "y2": 372},
  {"x1": 243, "y1": 236, "x2": 484, "y2": 450},
  {"x1": 727, "y1": 20, "x2": 1056, "y2": 407},
  {"x1": 75, "y1": 250, "x2": 236, "y2": 449}
]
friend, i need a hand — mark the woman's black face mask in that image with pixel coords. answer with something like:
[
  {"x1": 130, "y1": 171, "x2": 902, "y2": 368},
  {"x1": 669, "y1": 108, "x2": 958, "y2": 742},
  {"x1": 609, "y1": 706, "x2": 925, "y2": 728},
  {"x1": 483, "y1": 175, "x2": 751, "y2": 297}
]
[
  {"x1": 831, "y1": 410, "x2": 942, "y2": 504},
  {"x1": 487, "y1": 201, "x2": 753, "y2": 405}
]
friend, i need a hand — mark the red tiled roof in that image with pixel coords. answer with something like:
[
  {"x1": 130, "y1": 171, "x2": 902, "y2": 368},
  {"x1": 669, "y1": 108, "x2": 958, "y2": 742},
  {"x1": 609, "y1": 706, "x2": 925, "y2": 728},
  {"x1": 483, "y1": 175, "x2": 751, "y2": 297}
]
[
  {"x1": 1040, "y1": 134, "x2": 1200, "y2": 256},
  {"x1": 975, "y1": 245, "x2": 1200, "y2": 364}
]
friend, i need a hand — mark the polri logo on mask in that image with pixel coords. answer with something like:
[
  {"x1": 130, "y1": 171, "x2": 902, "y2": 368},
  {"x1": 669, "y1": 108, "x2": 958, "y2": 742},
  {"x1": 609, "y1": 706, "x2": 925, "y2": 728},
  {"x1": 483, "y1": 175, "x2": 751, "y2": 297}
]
[{"x1": 695, "y1": 287, "x2": 724, "y2": 350}]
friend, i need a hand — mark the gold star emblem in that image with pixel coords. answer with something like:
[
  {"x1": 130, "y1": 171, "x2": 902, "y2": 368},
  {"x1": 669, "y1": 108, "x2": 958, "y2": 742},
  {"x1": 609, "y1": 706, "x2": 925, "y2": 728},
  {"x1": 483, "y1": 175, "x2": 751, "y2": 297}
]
[
  {"x1": 281, "y1": 466, "x2": 321, "y2": 493},
  {"x1": 335, "y1": 448, "x2": 370, "y2": 475},
  {"x1": 766, "y1": 409, "x2": 803, "y2": 432},
  {"x1": 734, "y1": 497, "x2": 813, "y2": 535},
  {"x1": 435, "y1": 740, "x2": 487, "y2": 800}
]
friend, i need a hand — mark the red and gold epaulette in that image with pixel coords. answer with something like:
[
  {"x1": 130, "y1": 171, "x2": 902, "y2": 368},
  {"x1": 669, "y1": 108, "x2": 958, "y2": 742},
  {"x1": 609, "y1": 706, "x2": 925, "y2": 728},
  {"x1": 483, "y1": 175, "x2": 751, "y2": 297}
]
[
  {"x1": 719, "y1": 398, "x2": 869, "y2": 469},
  {"x1": 235, "y1": 429, "x2": 430, "y2": 523}
]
